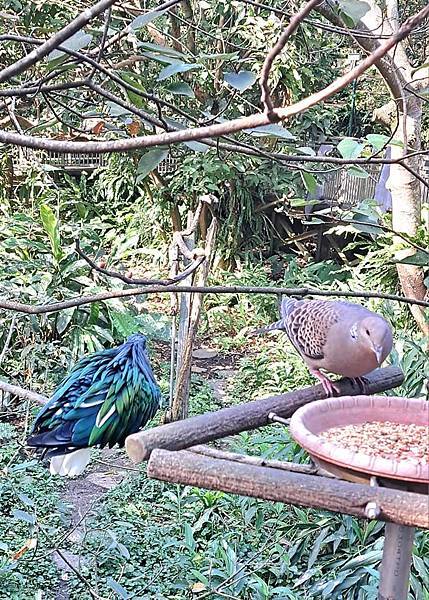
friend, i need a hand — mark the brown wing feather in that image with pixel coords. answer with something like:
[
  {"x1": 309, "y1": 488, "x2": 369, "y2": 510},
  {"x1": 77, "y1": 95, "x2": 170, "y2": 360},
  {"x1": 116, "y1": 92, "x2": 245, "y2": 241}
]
[{"x1": 283, "y1": 300, "x2": 341, "y2": 360}]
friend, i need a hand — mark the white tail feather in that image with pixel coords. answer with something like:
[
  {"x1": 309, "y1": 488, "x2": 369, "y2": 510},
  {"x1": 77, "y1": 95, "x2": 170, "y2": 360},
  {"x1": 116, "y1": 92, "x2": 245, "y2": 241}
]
[{"x1": 49, "y1": 448, "x2": 91, "y2": 477}]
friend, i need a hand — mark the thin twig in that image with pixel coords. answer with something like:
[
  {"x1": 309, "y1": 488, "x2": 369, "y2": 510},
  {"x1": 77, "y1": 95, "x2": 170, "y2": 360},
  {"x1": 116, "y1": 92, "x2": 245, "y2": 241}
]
[
  {"x1": 0, "y1": 315, "x2": 17, "y2": 366},
  {"x1": 76, "y1": 239, "x2": 206, "y2": 286}
]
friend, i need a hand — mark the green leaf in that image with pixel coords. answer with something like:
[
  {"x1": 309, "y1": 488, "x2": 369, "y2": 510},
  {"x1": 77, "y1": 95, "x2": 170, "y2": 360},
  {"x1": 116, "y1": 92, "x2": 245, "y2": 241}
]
[
  {"x1": 300, "y1": 171, "x2": 318, "y2": 194},
  {"x1": 365, "y1": 134, "x2": 390, "y2": 152},
  {"x1": 49, "y1": 31, "x2": 92, "y2": 60},
  {"x1": 183, "y1": 522, "x2": 196, "y2": 551},
  {"x1": 183, "y1": 140, "x2": 209, "y2": 152},
  {"x1": 297, "y1": 146, "x2": 316, "y2": 156},
  {"x1": 337, "y1": 138, "x2": 364, "y2": 159},
  {"x1": 138, "y1": 42, "x2": 185, "y2": 59},
  {"x1": 12, "y1": 509, "x2": 35, "y2": 525},
  {"x1": 129, "y1": 9, "x2": 168, "y2": 30},
  {"x1": 200, "y1": 51, "x2": 239, "y2": 61},
  {"x1": 165, "y1": 82, "x2": 195, "y2": 97},
  {"x1": 157, "y1": 62, "x2": 201, "y2": 81},
  {"x1": 17, "y1": 493, "x2": 35, "y2": 507},
  {"x1": 109, "y1": 310, "x2": 142, "y2": 338},
  {"x1": 365, "y1": 133, "x2": 404, "y2": 150},
  {"x1": 106, "y1": 577, "x2": 130, "y2": 599},
  {"x1": 394, "y1": 250, "x2": 429, "y2": 266},
  {"x1": 40, "y1": 204, "x2": 62, "y2": 262},
  {"x1": 244, "y1": 123, "x2": 294, "y2": 139},
  {"x1": 347, "y1": 165, "x2": 369, "y2": 178},
  {"x1": 224, "y1": 70, "x2": 257, "y2": 91},
  {"x1": 106, "y1": 102, "x2": 131, "y2": 117},
  {"x1": 337, "y1": 0, "x2": 370, "y2": 25},
  {"x1": 136, "y1": 148, "x2": 169, "y2": 180},
  {"x1": 56, "y1": 308, "x2": 75, "y2": 335}
]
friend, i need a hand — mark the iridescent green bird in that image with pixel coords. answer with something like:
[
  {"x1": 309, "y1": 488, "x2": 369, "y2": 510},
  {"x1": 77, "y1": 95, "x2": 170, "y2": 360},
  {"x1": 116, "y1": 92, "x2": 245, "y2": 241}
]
[{"x1": 27, "y1": 334, "x2": 161, "y2": 477}]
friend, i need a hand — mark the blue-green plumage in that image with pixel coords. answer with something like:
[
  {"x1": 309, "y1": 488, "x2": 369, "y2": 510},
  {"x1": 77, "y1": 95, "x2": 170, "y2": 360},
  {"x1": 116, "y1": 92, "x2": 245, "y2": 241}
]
[{"x1": 27, "y1": 334, "x2": 161, "y2": 465}]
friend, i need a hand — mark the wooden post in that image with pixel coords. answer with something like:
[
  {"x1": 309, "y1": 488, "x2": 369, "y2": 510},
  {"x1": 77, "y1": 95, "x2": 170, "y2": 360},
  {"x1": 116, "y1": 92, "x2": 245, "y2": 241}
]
[
  {"x1": 167, "y1": 199, "x2": 218, "y2": 422},
  {"x1": 125, "y1": 366, "x2": 404, "y2": 463},
  {"x1": 147, "y1": 448, "x2": 429, "y2": 529}
]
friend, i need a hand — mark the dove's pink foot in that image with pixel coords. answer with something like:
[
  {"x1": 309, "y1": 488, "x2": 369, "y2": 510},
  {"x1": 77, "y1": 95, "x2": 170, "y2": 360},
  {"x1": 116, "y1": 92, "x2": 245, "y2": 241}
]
[{"x1": 310, "y1": 368, "x2": 340, "y2": 397}]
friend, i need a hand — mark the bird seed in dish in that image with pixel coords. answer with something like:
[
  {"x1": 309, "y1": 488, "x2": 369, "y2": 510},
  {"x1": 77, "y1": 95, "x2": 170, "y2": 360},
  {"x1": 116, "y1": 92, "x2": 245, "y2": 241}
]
[{"x1": 321, "y1": 421, "x2": 428, "y2": 463}]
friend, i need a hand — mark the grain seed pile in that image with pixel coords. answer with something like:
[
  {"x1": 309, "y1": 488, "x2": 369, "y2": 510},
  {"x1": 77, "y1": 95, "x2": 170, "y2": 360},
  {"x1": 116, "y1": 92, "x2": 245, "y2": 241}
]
[{"x1": 321, "y1": 421, "x2": 428, "y2": 463}]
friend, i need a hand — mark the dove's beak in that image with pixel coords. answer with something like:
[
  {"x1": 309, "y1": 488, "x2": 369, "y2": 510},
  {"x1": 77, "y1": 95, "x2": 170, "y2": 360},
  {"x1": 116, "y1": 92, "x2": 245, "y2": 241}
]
[{"x1": 373, "y1": 345, "x2": 383, "y2": 366}]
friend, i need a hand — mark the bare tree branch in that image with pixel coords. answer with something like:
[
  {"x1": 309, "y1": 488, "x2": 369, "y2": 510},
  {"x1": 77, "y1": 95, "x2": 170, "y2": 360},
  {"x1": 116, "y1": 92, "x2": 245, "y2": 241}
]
[
  {"x1": 0, "y1": 0, "x2": 118, "y2": 84},
  {"x1": 0, "y1": 285, "x2": 427, "y2": 316},
  {"x1": 1, "y1": 2, "x2": 428, "y2": 153}
]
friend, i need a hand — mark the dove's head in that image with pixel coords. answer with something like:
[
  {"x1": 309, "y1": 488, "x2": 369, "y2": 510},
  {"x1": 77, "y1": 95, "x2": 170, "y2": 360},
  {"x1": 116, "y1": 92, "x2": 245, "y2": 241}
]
[{"x1": 356, "y1": 316, "x2": 393, "y2": 366}]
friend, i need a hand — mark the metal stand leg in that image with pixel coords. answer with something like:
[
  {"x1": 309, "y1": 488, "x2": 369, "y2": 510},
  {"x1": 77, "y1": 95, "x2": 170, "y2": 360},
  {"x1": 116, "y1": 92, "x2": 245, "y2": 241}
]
[{"x1": 378, "y1": 522, "x2": 415, "y2": 600}]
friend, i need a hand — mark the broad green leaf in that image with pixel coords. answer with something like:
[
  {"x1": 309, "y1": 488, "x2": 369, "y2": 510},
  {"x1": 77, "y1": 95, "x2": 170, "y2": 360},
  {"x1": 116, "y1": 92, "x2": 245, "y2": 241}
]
[
  {"x1": 106, "y1": 102, "x2": 131, "y2": 117},
  {"x1": 338, "y1": 0, "x2": 370, "y2": 25},
  {"x1": 12, "y1": 509, "x2": 35, "y2": 525},
  {"x1": 297, "y1": 146, "x2": 316, "y2": 156},
  {"x1": 244, "y1": 123, "x2": 294, "y2": 139},
  {"x1": 40, "y1": 204, "x2": 62, "y2": 262},
  {"x1": 109, "y1": 310, "x2": 142, "y2": 338},
  {"x1": 56, "y1": 308, "x2": 76, "y2": 335},
  {"x1": 366, "y1": 133, "x2": 404, "y2": 149},
  {"x1": 394, "y1": 250, "x2": 429, "y2": 266},
  {"x1": 106, "y1": 577, "x2": 130, "y2": 599},
  {"x1": 136, "y1": 148, "x2": 169, "y2": 180},
  {"x1": 290, "y1": 197, "x2": 320, "y2": 207},
  {"x1": 200, "y1": 51, "x2": 239, "y2": 61},
  {"x1": 138, "y1": 42, "x2": 185, "y2": 59},
  {"x1": 337, "y1": 138, "x2": 364, "y2": 159},
  {"x1": 141, "y1": 51, "x2": 178, "y2": 65},
  {"x1": 49, "y1": 32, "x2": 92, "y2": 60},
  {"x1": 183, "y1": 140, "x2": 209, "y2": 152},
  {"x1": 224, "y1": 70, "x2": 257, "y2": 91},
  {"x1": 365, "y1": 134, "x2": 390, "y2": 152},
  {"x1": 347, "y1": 165, "x2": 369, "y2": 178},
  {"x1": 157, "y1": 62, "x2": 201, "y2": 81},
  {"x1": 129, "y1": 9, "x2": 168, "y2": 30},
  {"x1": 17, "y1": 493, "x2": 35, "y2": 507},
  {"x1": 300, "y1": 171, "x2": 318, "y2": 194},
  {"x1": 165, "y1": 82, "x2": 195, "y2": 97}
]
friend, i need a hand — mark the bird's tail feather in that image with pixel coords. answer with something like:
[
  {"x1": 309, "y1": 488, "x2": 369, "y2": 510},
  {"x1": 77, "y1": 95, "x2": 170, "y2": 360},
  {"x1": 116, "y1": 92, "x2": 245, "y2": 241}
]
[
  {"x1": 247, "y1": 320, "x2": 285, "y2": 336},
  {"x1": 50, "y1": 448, "x2": 91, "y2": 477}
]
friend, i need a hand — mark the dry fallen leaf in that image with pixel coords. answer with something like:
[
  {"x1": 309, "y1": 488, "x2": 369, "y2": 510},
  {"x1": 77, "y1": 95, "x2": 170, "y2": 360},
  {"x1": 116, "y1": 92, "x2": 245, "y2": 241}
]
[
  {"x1": 12, "y1": 538, "x2": 37, "y2": 560},
  {"x1": 191, "y1": 582, "x2": 206, "y2": 593}
]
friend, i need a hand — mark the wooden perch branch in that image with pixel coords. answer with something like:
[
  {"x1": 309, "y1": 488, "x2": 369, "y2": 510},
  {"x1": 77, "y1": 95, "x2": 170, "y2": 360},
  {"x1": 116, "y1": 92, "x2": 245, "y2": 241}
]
[
  {"x1": 0, "y1": 380, "x2": 47, "y2": 405},
  {"x1": 125, "y1": 366, "x2": 404, "y2": 463},
  {"x1": 147, "y1": 448, "x2": 429, "y2": 529}
]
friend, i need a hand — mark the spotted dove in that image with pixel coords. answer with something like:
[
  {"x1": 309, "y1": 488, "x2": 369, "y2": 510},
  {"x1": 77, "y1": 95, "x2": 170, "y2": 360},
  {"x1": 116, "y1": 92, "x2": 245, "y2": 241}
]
[{"x1": 254, "y1": 297, "x2": 393, "y2": 395}]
